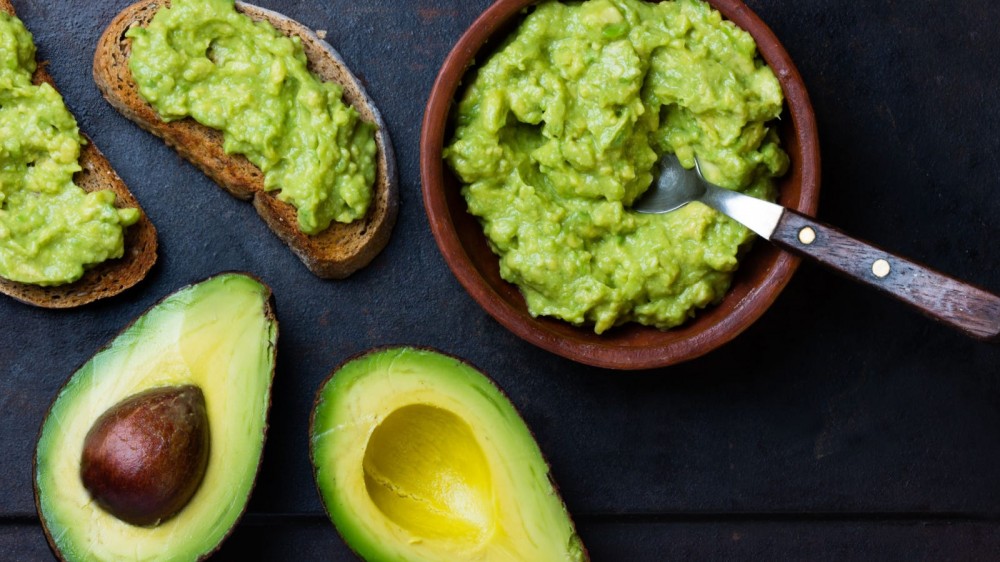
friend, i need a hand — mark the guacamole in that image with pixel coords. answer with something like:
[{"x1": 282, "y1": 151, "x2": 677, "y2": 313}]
[
  {"x1": 0, "y1": 13, "x2": 139, "y2": 286},
  {"x1": 127, "y1": 0, "x2": 376, "y2": 235},
  {"x1": 446, "y1": 0, "x2": 788, "y2": 333}
]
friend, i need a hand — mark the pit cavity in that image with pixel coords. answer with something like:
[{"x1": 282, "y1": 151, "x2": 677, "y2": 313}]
[{"x1": 363, "y1": 404, "x2": 494, "y2": 544}]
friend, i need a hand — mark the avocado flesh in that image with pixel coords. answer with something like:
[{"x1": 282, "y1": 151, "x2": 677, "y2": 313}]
[
  {"x1": 311, "y1": 347, "x2": 588, "y2": 562},
  {"x1": 35, "y1": 274, "x2": 277, "y2": 561}
]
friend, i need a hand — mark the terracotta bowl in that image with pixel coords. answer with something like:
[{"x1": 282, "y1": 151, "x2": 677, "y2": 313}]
[{"x1": 421, "y1": 0, "x2": 820, "y2": 370}]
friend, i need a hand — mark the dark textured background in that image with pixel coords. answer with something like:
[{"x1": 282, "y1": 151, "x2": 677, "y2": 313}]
[{"x1": 2, "y1": 0, "x2": 999, "y2": 560}]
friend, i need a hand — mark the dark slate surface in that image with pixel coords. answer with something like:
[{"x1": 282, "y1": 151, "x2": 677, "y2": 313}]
[{"x1": 2, "y1": 0, "x2": 999, "y2": 560}]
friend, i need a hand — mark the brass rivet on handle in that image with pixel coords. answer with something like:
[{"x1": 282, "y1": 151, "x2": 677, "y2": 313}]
[
  {"x1": 872, "y1": 259, "x2": 891, "y2": 278},
  {"x1": 798, "y1": 227, "x2": 816, "y2": 245}
]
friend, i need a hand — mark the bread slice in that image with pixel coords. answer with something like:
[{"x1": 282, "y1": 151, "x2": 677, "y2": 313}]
[
  {"x1": 94, "y1": 0, "x2": 398, "y2": 279},
  {"x1": 0, "y1": 0, "x2": 157, "y2": 308}
]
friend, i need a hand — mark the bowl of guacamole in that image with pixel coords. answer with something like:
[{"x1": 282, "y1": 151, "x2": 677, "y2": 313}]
[{"x1": 421, "y1": 0, "x2": 820, "y2": 369}]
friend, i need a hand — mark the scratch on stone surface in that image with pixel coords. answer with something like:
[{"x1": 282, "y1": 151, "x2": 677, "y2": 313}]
[
  {"x1": 814, "y1": 368, "x2": 870, "y2": 459},
  {"x1": 417, "y1": 7, "x2": 459, "y2": 24},
  {"x1": 878, "y1": 102, "x2": 897, "y2": 130}
]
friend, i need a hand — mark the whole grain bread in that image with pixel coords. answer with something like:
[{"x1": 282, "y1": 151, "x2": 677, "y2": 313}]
[
  {"x1": 0, "y1": 0, "x2": 157, "y2": 308},
  {"x1": 94, "y1": 0, "x2": 399, "y2": 279}
]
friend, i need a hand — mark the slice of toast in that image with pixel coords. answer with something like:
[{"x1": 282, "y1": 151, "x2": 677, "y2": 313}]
[
  {"x1": 94, "y1": 0, "x2": 398, "y2": 279},
  {"x1": 0, "y1": 0, "x2": 157, "y2": 308}
]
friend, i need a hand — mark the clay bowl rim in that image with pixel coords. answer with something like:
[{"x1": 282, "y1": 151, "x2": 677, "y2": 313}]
[{"x1": 421, "y1": 0, "x2": 821, "y2": 371}]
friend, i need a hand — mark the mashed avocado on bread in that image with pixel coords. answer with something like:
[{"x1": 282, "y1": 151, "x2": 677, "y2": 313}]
[
  {"x1": 446, "y1": 0, "x2": 789, "y2": 333},
  {"x1": 127, "y1": 0, "x2": 376, "y2": 235},
  {"x1": 0, "y1": 13, "x2": 139, "y2": 286}
]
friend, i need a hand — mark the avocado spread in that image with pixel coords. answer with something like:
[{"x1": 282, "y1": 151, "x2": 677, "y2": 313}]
[
  {"x1": 127, "y1": 0, "x2": 376, "y2": 235},
  {"x1": 446, "y1": 0, "x2": 788, "y2": 333},
  {"x1": 0, "y1": 13, "x2": 139, "y2": 286}
]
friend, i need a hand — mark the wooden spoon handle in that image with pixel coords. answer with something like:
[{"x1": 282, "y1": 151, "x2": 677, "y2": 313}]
[{"x1": 771, "y1": 210, "x2": 1000, "y2": 342}]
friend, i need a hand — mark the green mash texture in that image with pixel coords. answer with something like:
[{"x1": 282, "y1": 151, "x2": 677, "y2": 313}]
[
  {"x1": 447, "y1": 0, "x2": 789, "y2": 333},
  {"x1": 0, "y1": 13, "x2": 138, "y2": 286},
  {"x1": 128, "y1": 0, "x2": 376, "y2": 235}
]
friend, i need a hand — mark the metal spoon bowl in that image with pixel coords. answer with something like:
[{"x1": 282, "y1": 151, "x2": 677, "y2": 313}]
[{"x1": 634, "y1": 153, "x2": 1000, "y2": 341}]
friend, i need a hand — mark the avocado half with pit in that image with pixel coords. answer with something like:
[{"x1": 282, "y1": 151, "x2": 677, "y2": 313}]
[
  {"x1": 34, "y1": 273, "x2": 277, "y2": 561},
  {"x1": 310, "y1": 347, "x2": 588, "y2": 562}
]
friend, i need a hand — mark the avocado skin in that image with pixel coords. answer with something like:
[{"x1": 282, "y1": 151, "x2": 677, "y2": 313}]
[
  {"x1": 309, "y1": 346, "x2": 589, "y2": 562},
  {"x1": 33, "y1": 272, "x2": 278, "y2": 562}
]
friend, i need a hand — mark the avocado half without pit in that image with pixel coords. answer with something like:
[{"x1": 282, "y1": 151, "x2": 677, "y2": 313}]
[
  {"x1": 34, "y1": 273, "x2": 278, "y2": 561},
  {"x1": 310, "y1": 347, "x2": 589, "y2": 562}
]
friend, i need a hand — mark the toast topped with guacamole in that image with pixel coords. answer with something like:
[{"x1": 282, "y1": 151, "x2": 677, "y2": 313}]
[
  {"x1": 0, "y1": 0, "x2": 157, "y2": 308},
  {"x1": 93, "y1": 0, "x2": 398, "y2": 279}
]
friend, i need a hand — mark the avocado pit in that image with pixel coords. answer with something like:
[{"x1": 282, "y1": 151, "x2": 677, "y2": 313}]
[{"x1": 80, "y1": 385, "x2": 210, "y2": 527}]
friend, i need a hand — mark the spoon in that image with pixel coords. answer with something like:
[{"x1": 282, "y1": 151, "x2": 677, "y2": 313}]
[{"x1": 633, "y1": 153, "x2": 1000, "y2": 342}]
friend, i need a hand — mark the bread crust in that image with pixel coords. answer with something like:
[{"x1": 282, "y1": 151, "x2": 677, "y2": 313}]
[
  {"x1": 94, "y1": 0, "x2": 399, "y2": 279},
  {"x1": 0, "y1": 0, "x2": 157, "y2": 308}
]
